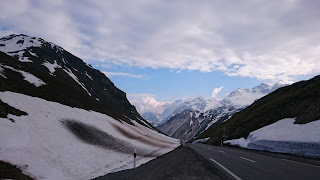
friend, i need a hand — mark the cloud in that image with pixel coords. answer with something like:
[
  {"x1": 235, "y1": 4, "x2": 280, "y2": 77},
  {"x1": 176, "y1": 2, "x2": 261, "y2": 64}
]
[
  {"x1": 127, "y1": 94, "x2": 169, "y2": 114},
  {"x1": 102, "y1": 71, "x2": 147, "y2": 79},
  {"x1": 1, "y1": 0, "x2": 320, "y2": 83},
  {"x1": 212, "y1": 86, "x2": 224, "y2": 98}
]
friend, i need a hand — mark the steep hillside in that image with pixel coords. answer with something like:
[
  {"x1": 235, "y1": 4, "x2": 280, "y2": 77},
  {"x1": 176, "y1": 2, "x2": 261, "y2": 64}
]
[
  {"x1": 197, "y1": 75, "x2": 320, "y2": 150},
  {"x1": 0, "y1": 34, "x2": 152, "y2": 127},
  {"x1": 157, "y1": 106, "x2": 244, "y2": 142},
  {"x1": 0, "y1": 34, "x2": 180, "y2": 179},
  {"x1": 0, "y1": 91, "x2": 179, "y2": 179}
]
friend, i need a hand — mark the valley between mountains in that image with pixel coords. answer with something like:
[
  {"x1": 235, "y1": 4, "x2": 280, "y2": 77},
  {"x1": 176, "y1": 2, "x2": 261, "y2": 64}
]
[{"x1": 1, "y1": 34, "x2": 320, "y2": 180}]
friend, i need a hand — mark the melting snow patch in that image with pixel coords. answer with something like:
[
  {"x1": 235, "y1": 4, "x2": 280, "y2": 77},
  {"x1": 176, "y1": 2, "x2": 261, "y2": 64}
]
[
  {"x1": 28, "y1": 50, "x2": 38, "y2": 57},
  {"x1": 49, "y1": 42, "x2": 64, "y2": 53},
  {"x1": 8, "y1": 51, "x2": 32, "y2": 62},
  {"x1": 61, "y1": 57, "x2": 68, "y2": 64},
  {"x1": 19, "y1": 70, "x2": 46, "y2": 87},
  {"x1": 63, "y1": 67, "x2": 91, "y2": 96},
  {"x1": 0, "y1": 65, "x2": 6, "y2": 78},
  {"x1": 0, "y1": 64, "x2": 45, "y2": 86},
  {"x1": 19, "y1": 56, "x2": 32, "y2": 62},
  {"x1": 85, "y1": 71, "x2": 93, "y2": 80},
  {"x1": 225, "y1": 118, "x2": 320, "y2": 157},
  {"x1": 190, "y1": 119, "x2": 193, "y2": 127},
  {"x1": 42, "y1": 60, "x2": 61, "y2": 75},
  {"x1": 86, "y1": 63, "x2": 94, "y2": 69},
  {"x1": 193, "y1": 137, "x2": 210, "y2": 144}
]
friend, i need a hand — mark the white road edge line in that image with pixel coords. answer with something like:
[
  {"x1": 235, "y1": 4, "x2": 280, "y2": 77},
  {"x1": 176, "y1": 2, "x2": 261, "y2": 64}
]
[
  {"x1": 240, "y1": 157, "x2": 256, "y2": 163},
  {"x1": 281, "y1": 158, "x2": 320, "y2": 168},
  {"x1": 209, "y1": 158, "x2": 242, "y2": 180},
  {"x1": 218, "y1": 150, "x2": 225, "y2": 153}
]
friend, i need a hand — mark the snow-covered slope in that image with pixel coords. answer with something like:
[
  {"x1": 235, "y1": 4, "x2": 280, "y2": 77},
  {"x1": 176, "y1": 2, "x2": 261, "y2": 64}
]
[
  {"x1": 0, "y1": 34, "x2": 62, "y2": 63},
  {"x1": 222, "y1": 83, "x2": 283, "y2": 107},
  {"x1": 0, "y1": 34, "x2": 178, "y2": 179},
  {"x1": 225, "y1": 118, "x2": 320, "y2": 157},
  {"x1": 0, "y1": 91, "x2": 179, "y2": 180}
]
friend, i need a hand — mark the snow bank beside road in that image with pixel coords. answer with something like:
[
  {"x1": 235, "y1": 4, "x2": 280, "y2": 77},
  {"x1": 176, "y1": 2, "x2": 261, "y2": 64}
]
[
  {"x1": 225, "y1": 118, "x2": 320, "y2": 157},
  {"x1": 0, "y1": 91, "x2": 179, "y2": 180}
]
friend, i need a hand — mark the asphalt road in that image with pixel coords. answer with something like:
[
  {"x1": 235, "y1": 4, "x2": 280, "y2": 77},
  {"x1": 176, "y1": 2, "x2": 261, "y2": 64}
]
[{"x1": 188, "y1": 143, "x2": 320, "y2": 180}]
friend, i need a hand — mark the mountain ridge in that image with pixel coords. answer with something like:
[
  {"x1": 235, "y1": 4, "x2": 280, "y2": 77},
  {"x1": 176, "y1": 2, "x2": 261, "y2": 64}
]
[
  {"x1": 144, "y1": 82, "x2": 286, "y2": 127},
  {"x1": 0, "y1": 34, "x2": 153, "y2": 128},
  {"x1": 154, "y1": 83, "x2": 285, "y2": 141},
  {"x1": 197, "y1": 74, "x2": 320, "y2": 146}
]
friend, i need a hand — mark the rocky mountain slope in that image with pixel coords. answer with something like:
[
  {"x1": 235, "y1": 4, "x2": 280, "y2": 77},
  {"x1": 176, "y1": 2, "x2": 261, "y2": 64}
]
[
  {"x1": 0, "y1": 34, "x2": 179, "y2": 179},
  {"x1": 156, "y1": 83, "x2": 284, "y2": 142},
  {"x1": 197, "y1": 75, "x2": 320, "y2": 157},
  {"x1": 142, "y1": 96, "x2": 207, "y2": 126},
  {"x1": 0, "y1": 34, "x2": 151, "y2": 127}
]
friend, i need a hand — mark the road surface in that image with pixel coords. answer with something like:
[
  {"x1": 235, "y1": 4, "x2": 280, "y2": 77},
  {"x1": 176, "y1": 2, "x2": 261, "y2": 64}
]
[
  {"x1": 188, "y1": 143, "x2": 320, "y2": 180},
  {"x1": 93, "y1": 145, "x2": 226, "y2": 180}
]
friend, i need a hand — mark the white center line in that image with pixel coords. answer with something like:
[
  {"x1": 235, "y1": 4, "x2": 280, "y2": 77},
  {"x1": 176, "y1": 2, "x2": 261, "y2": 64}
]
[
  {"x1": 209, "y1": 158, "x2": 242, "y2": 180},
  {"x1": 240, "y1": 157, "x2": 256, "y2": 163},
  {"x1": 281, "y1": 158, "x2": 320, "y2": 168},
  {"x1": 218, "y1": 150, "x2": 225, "y2": 153}
]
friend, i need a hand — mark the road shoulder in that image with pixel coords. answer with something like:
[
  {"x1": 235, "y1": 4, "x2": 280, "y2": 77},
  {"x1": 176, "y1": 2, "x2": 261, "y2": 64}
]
[{"x1": 93, "y1": 146, "x2": 227, "y2": 180}]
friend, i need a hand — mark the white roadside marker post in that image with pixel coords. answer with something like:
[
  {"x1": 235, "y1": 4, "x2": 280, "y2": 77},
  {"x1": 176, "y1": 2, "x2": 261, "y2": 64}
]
[{"x1": 133, "y1": 149, "x2": 137, "y2": 168}]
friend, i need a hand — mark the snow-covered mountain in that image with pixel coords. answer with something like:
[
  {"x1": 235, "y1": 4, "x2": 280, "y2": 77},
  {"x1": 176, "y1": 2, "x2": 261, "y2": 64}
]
[
  {"x1": 144, "y1": 83, "x2": 284, "y2": 127},
  {"x1": 221, "y1": 83, "x2": 284, "y2": 107},
  {"x1": 0, "y1": 34, "x2": 179, "y2": 179},
  {"x1": 161, "y1": 96, "x2": 207, "y2": 120},
  {"x1": 142, "y1": 96, "x2": 207, "y2": 126},
  {"x1": 156, "y1": 83, "x2": 285, "y2": 142},
  {"x1": 198, "y1": 75, "x2": 320, "y2": 157},
  {"x1": 0, "y1": 34, "x2": 150, "y2": 126},
  {"x1": 141, "y1": 112, "x2": 162, "y2": 126}
]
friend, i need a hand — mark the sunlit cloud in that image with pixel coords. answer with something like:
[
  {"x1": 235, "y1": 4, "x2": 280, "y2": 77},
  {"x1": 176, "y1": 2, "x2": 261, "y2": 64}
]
[
  {"x1": 128, "y1": 94, "x2": 170, "y2": 114},
  {"x1": 1, "y1": 0, "x2": 320, "y2": 83},
  {"x1": 212, "y1": 86, "x2": 224, "y2": 98}
]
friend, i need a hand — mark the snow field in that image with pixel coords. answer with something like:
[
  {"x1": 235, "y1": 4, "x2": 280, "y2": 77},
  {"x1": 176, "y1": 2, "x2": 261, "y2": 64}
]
[
  {"x1": 42, "y1": 60, "x2": 61, "y2": 75},
  {"x1": 0, "y1": 35, "x2": 42, "y2": 53},
  {"x1": 225, "y1": 118, "x2": 320, "y2": 157},
  {"x1": 0, "y1": 91, "x2": 179, "y2": 180}
]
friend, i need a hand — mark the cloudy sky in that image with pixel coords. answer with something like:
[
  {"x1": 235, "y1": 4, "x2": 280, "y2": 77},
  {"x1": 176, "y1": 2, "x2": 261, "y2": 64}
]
[{"x1": 1, "y1": 0, "x2": 320, "y2": 114}]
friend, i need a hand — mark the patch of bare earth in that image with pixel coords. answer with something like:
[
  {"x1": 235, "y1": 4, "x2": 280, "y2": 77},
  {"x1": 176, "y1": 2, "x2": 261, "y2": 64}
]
[{"x1": 112, "y1": 123, "x2": 174, "y2": 149}]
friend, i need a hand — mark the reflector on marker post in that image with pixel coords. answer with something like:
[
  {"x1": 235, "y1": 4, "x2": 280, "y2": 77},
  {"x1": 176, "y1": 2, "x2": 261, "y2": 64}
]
[{"x1": 133, "y1": 149, "x2": 137, "y2": 168}]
